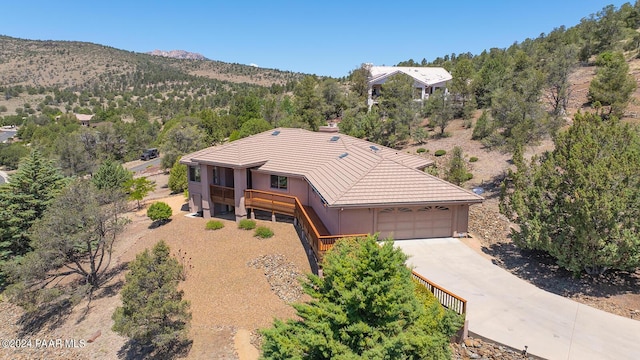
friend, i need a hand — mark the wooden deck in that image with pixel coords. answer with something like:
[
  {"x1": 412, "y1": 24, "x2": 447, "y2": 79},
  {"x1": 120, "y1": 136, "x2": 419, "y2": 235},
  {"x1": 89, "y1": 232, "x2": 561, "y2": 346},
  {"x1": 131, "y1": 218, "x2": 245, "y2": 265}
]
[
  {"x1": 244, "y1": 189, "x2": 367, "y2": 261},
  {"x1": 210, "y1": 185, "x2": 235, "y2": 206}
]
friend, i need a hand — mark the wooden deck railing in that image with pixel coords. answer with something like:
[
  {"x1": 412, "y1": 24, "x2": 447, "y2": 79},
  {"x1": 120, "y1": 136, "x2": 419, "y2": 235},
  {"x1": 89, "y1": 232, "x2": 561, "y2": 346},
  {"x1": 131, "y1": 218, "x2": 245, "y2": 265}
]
[
  {"x1": 244, "y1": 189, "x2": 367, "y2": 261},
  {"x1": 245, "y1": 189, "x2": 296, "y2": 216},
  {"x1": 243, "y1": 189, "x2": 466, "y2": 317},
  {"x1": 412, "y1": 271, "x2": 467, "y2": 315},
  {"x1": 210, "y1": 185, "x2": 235, "y2": 206}
]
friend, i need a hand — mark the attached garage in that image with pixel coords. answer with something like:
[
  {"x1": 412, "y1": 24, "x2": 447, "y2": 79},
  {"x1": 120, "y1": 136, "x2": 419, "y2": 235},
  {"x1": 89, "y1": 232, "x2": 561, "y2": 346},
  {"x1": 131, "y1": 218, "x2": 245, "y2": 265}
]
[{"x1": 377, "y1": 206, "x2": 453, "y2": 240}]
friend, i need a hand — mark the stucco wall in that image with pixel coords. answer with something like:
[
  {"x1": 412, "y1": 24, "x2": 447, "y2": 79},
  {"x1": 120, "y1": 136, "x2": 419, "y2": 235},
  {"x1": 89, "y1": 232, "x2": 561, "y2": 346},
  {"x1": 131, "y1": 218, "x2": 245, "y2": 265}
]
[
  {"x1": 339, "y1": 208, "x2": 374, "y2": 235},
  {"x1": 250, "y1": 172, "x2": 308, "y2": 203},
  {"x1": 308, "y1": 189, "x2": 339, "y2": 233},
  {"x1": 454, "y1": 204, "x2": 470, "y2": 236}
]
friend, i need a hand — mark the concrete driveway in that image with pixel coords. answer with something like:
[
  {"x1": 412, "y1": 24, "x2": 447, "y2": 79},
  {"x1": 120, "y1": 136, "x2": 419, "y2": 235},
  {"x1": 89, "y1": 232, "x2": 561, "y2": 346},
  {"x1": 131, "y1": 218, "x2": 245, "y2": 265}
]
[{"x1": 395, "y1": 238, "x2": 640, "y2": 360}]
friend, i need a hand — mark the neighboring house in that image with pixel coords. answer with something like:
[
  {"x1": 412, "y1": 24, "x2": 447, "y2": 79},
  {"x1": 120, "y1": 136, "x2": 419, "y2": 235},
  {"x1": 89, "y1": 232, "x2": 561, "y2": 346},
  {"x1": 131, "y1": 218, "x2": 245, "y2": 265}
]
[
  {"x1": 181, "y1": 128, "x2": 482, "y2": 252},
  {"x1": 367, "y1": 65, "x2": 452, "y2": 109},
  {"x1": 74, "y1": 113, "x2": 94, "y2": 126}
]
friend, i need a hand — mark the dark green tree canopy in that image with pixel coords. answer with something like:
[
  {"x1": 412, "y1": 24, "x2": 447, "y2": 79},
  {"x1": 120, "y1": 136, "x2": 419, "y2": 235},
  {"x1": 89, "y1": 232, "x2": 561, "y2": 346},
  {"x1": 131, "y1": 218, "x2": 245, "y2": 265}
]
[
  {"x1": 159, "y1": 123, "x2": 208, "y2": 169},
  {"x1": 500, "y1": 112, "x2": 640, "y2": 275},
  {"x1": 260, "y1": 235, "x2": 461, "y2": 359},
  {"x1": 112, "y1": 240, "x2": 191, "y2": 350},
  {"x1": 294, "y1": 75, "x2": 324, "y2": 131},
  {"x1": 587, "y1": 51, "x2": 636, "y2": 118},
  {"x1": 446, "y1": 146, "x2": 472, "y2": 186},
  {"x1": 0, "y1": 150, "x2": 67, "y2": 261},
  {"x1": 92, "y1": 159, "x2": 133, "y2": 194},
  {"x1": 377, "y1": 73, "x2": 417, "y2": 147}
]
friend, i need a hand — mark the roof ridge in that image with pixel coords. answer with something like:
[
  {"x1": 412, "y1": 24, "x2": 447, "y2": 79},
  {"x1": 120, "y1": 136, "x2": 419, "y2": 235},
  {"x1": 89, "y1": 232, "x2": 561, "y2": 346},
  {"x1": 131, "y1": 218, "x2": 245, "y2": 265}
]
[{"x1": 330, "y1": 153, "x2": 383, "y2": 205}]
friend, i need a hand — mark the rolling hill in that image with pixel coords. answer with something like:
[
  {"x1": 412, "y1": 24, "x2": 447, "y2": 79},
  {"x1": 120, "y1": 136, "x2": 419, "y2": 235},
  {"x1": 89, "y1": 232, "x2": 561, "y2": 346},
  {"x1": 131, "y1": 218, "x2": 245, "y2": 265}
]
[{"x1": 0, "y1": 35, "x2": 304, "y2": 90}]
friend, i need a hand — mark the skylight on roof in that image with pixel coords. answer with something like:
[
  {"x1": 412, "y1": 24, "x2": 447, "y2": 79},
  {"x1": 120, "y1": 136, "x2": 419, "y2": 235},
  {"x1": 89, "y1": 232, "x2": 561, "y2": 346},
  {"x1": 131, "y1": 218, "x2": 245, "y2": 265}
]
[
  {"x1": 271, "y1": 130, "x2": 281, "y2": 136},
  {"x1": 330, "y1": 136, "x2": 340, "y2": 142},
  {"x1": 338, "y1": 152, "x2": 349, "y2": 159},
  {"x1": 369, "y1": 145, "x2": 380, "y2": 152}
]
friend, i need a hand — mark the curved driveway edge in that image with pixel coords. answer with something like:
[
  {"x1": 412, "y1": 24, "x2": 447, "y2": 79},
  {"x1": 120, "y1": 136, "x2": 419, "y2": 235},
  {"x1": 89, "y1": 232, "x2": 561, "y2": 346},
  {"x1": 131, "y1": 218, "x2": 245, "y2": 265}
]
[{"x1": 395, "y1": 238, "x2": 640, "y2": 360}]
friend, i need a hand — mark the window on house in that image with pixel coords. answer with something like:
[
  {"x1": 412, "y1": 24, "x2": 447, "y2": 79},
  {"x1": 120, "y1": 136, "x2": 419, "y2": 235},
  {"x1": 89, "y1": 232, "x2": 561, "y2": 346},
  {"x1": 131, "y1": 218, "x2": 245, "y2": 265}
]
[
  {"x1": 213, "y1": 166, "x2": 220, "y2": 185},
  {"x1": 270, "y1": 175, "x2": 287, "y2": 190},
  {"x1": 189, "y1": 166, "x2": 201, "y2": 182}
]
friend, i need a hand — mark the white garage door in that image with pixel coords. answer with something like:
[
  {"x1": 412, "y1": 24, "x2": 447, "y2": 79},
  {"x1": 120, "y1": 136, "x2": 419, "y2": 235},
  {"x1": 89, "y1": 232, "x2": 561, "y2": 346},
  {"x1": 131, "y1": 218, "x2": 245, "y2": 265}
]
[{"x1": 377, "y1": 206, "x2": 453, "y2": 240}]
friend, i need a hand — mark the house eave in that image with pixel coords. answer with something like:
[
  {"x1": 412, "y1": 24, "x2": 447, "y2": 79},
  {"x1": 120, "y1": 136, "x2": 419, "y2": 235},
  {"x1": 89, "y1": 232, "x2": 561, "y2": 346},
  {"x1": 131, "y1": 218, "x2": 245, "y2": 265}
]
[
  {"x1": 182, "y1": 159, "x2": 267, "y2": 169},
  {"x1": 327, "y1": 198, "x2": 484, "y2": 209}
]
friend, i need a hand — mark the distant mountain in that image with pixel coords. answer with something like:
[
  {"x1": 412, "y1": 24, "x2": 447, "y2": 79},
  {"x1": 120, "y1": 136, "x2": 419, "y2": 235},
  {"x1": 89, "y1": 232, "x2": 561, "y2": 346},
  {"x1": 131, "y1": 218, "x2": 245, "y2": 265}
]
[
  {"x1": 0, "y1": 35, "x2": 304, "y2": 90},
  {"x1": 147, "y1": 49, "x2": 208, "y2": 60}
]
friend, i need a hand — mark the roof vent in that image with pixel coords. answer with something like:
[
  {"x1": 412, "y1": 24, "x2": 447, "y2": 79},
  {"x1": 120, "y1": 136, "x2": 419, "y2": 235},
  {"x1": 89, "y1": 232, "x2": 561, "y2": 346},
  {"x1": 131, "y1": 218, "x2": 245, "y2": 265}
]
[
  {"x1": 338, "y1": 152, "x2": 349, "y2": 159},
  {"x1": 369, "y1": 145, "x2": 380, "y2": 152},
  {"x1": 271, "y1": 130, "x2": 281, "y2": 136},
  {"x1": 330, "y1": 136, "x2": 340, "y2": 142}
]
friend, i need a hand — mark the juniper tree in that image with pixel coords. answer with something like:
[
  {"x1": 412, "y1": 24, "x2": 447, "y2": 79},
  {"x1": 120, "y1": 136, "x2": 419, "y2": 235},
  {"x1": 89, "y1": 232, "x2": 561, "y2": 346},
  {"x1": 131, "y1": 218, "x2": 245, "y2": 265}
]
[
  {"x1": 261, "y1": 235, "x2": 461, "y2": 359},
  {"x1": 500, "y1": 112, "x2": 640, "y2": 275},
  {"x1": 588, "y1": 51, "x2": 636, "y2": 119},
  {"x1": 112, "y1": 240, "x2": 191, "y2": 350},
  {"x1": 446, "y1": 146, "x2": 472, "y2": 186},
  {"x1": 425, "y1": 89, "x2": 454, "y2": 136}
]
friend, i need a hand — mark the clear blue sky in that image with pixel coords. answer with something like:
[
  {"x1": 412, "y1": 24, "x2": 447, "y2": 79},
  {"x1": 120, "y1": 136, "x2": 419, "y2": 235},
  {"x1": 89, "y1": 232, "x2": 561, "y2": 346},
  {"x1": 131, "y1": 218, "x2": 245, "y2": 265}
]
[{"x1": 0, "y1": 1, "x2": 631, "y2": 78}]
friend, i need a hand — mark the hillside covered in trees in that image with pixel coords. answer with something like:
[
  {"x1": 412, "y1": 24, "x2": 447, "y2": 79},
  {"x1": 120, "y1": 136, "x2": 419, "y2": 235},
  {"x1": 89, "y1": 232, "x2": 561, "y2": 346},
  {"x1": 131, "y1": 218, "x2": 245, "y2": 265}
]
[{"x1": 0, "y1": 3, "x2": 639, "y2": 161}]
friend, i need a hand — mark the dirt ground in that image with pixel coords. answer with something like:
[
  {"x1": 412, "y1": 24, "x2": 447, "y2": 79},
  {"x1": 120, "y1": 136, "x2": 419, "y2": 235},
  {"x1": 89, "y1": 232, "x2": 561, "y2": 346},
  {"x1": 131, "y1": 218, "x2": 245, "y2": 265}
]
[{"x1": 0, "y1": 169, "x2": 312, "y2": 360}]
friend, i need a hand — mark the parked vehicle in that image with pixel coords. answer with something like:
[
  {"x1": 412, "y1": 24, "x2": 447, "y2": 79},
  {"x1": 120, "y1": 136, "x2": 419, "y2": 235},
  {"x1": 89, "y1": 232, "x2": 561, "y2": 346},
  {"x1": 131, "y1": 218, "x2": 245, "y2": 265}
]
[{"x1": 140, "y1": 148, "x2": 159, "y2": 161}]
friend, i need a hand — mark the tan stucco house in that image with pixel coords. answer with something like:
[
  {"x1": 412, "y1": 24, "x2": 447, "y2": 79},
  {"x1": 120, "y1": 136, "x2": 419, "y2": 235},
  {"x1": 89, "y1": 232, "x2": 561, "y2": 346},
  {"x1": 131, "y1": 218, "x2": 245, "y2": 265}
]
[
  {"x1": 367, "y1": 65, "x2": 452, "y2": 109},
  {"x1": 181, "y1": 128, "x2": 482, "y2": 256}
]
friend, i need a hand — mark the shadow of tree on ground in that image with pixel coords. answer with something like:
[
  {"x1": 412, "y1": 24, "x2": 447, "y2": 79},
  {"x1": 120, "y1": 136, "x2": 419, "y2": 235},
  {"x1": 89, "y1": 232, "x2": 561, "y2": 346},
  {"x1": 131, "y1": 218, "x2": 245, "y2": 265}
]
[
  {"x1": 117, "y1": 339, "x2": 193, "y2": 360},
  {"x1": 18, "y1": 298, "x2": 74, "y2": 337},
  {"x1": 483, "y1": 242, "x2": 640, "y2": 299},
  {"x1": 148, "y1": 218, "x2": 173, "y2": 229}
]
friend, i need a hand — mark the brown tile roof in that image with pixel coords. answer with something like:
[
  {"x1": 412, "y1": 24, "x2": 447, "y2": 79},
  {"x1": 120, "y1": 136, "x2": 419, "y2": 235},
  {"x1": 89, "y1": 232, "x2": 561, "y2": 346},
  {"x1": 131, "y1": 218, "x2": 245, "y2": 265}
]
[{"x1": 181, "y1": 128, "x2": 482, "y2": 207}]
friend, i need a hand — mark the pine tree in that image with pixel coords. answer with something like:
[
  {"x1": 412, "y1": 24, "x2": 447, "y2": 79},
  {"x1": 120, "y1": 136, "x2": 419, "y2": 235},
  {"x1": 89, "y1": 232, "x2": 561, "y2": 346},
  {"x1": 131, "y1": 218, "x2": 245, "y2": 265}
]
[
  {"x1": 447, "y1": 146, "x2": 472, "y2": 186},
  {"x1": 379, "y1": 73, "x2": 416, "y2": 146},
  {"x1": 261, "y1": 235, "x2": 461, "y2": 359},
  {"x1": 112, "y1": 240, "x2": 191, "y2": 349},
  {"x1": 471, "y1": 110, "x2": 494, "y2": 140},
  {"x1": 92, "y1": 159, "x2": 132, "y2": 193},
  {"x1": 0, "y1": 150, "x2": 67, "y2": 261}
]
